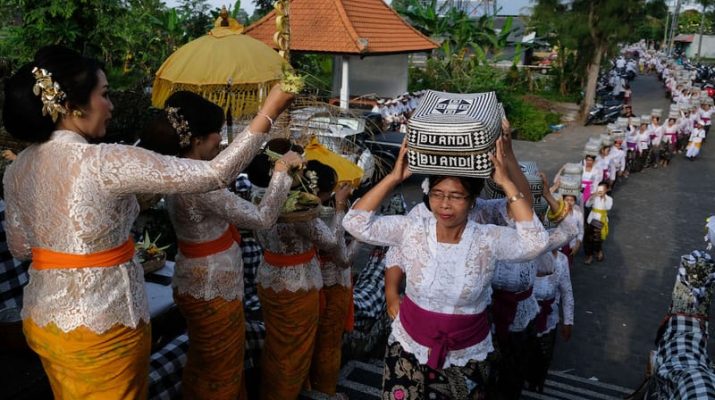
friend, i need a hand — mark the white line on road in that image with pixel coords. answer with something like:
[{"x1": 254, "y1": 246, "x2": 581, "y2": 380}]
[{"x1": 549, "y1": 370, "x2": 633, "y2": 394}]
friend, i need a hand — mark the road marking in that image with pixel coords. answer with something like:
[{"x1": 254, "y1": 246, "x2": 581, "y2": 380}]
[
  {"x1": 542, "y1": 379, "x2": 622, "y2": 399},
  {"x1": 549, "y1": 370, "x2": 633, "y2": 394}
]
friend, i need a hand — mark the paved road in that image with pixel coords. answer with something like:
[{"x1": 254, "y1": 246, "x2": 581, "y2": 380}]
[
  {"x1": 384, "y1": 73, "x2": 715, "y2": 391},
  {"x1": 540, "y1": 74, "x2": 715, "y2": 388}
]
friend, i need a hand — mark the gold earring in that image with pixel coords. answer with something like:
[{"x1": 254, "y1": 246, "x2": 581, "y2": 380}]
[{"x1": 72, "y1": 110, "x2": 83, "y2": 118}]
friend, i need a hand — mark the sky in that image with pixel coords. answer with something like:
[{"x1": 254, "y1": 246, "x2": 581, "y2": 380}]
[{"x1": 165, "y1": 0, "x2": 534, "y2": 17}]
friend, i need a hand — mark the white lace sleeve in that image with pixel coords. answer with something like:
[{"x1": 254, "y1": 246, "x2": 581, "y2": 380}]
[
  {"x1": 3, "y1": 190, "x2": 31, "y2": 260},
  {"x1": 201, "y1": 171, "x2": 292, "y2": 230},
  {"x1": 558, "y1": 256, "x2": 574, "y2": 325},
  {"x1": 302, "y1": 212, "x2": 342, "y2": 253},
  {"x1": 328, "y1": 211, "x2": 352, "y2": 268},
  {"x1": 488, "y1": 213, "x2": 548, "y2": 262},
  {"x1": 471, "y1": 198, "x2": 508, "y2": 225},
  {"x1": 342, "y1": 209, "x2": 409, "y2": 247},
  {"x1": 99, "y1": 128, "x2": 264, "y2": 194},
  {"x1": 545, "y1": 216, "x2": 579, "y2": 252},
  {"x1": 384, "y1": 246, "x2": 405, "y2": 272}
]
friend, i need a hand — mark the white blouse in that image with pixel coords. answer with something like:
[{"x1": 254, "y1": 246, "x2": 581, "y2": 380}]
[
  {"x1": 4, "y1": 129, "x2": 265, "y2": 333},
  {"x1": 581, "y1": 165, "x2": 603, "y2": 189},
  {"x1": 168, "y1": 171, "x2": 292, "y2": 301},
  {"x1": 610, "y1": 146, "x2": 626, "y2": 173},
  {"x1": 586, "y1": 194, "x2": 613, "y2": 224},
  {"x1": 637, "y1": 130, "x2": 651, "y2": 151},
  {"x1": 343, "y1": 208, "x2": 548, "y2": 367},
  {"x1": 533, "y1": 251, "x2": 574, "y2": 336},
  {"x1": 319, "y1": 209, "x2": 355, "y2": 287},
  {"x1": 256, "y1": 211, "x2": 344, "y2": 292}
]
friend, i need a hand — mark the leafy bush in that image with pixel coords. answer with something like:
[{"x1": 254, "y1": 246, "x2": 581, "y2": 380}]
[{"x1": 409, "y1": 56, "x2": 560, "y2": 141}]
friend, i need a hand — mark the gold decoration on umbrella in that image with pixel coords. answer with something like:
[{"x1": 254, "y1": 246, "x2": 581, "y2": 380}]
[
  {"x1": 151, "y1": 7, "x2": 286, "y2": 119},
  {"x1": 274, "y1": 0, "x2": 304, "y2": 95}
]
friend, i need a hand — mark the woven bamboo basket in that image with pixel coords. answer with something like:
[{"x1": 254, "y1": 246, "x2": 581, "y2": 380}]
[{"x1": 141, "y1": 253, "x2": 166, "y2": 275}]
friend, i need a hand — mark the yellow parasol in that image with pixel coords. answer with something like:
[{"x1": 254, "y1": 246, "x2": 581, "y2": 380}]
[
  {"x1": 151, "y1": 8, "x2": 286, "y2": 118},
  {"x1": 304, "y1": 137, "x2": 363, "y2": 188}
]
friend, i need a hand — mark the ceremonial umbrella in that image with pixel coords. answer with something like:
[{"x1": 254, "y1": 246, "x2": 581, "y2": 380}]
[{"x1": 151, "y1": 11, "x2": 286, "y2": 119}]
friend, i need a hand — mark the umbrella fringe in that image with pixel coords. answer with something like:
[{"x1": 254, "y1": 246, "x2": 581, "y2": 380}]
[{"x1": 151, "y1": 78, "x2": 280, "y2": 119}]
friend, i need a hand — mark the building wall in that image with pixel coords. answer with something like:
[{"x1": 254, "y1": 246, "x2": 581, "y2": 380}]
[
  {"x1": 331, "y1": 53, "x2": 410, "y2": 99},
  {"x1": 685, "y1": 34, "x2": 715, "y2": 59}
]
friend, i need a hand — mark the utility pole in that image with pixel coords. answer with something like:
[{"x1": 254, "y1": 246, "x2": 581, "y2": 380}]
[
  {"x1": 668, "y1": 0, "x2": 682, "y2": 56},
  {"x1": 697, "y1": 2, "x2": 707, "y2": 62},
  {"x1": 663, "y1": 8, "x2": 670, "y2": 50}
]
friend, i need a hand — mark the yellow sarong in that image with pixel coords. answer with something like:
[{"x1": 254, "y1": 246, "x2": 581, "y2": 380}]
[
  {"x1": 592, "y1": 208, "x2": 609, "y2": 241},
  {"x1": 310, "y1": 284, "x2": 351, "y2": 395},
  {"x1": 257, "y1": 286, "x2": 319, "y2": 400},
  {"x1": 23, "y1": 319, "x2": 151, "y2": 400},
  {"x1": 174, "y1": 292, "x2": 246, "y2": 400}
]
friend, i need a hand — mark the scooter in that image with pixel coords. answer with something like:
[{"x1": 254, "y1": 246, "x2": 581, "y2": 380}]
[{"x1": 585, "y1": 102, "x2": 623, "y2": 125}]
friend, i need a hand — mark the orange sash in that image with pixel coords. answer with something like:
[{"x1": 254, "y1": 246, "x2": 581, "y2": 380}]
[
  {"x1": 263, "y1": 247, "x2": 317, "y2": 267},
  {"x1": 178, "y1": 225, "x2": 242, "y2": 259},
  {"x1": 32, "y1": 238, "x2": 135, "y2": 270}
]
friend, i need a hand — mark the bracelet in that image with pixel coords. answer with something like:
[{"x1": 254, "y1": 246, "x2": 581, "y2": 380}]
[
  {"x1": 336, "y1": 201, "x2": 349, "y2": 209},
  {"x1": 506, "y1": 192, "x2": 525, "y2": 204},
  {"x1": 257, "y1": 111, "x2": 274, "y2": 129}
]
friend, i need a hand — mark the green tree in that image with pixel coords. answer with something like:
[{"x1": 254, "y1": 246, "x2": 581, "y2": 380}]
[
  {"x1": 646, "y1": 0, "x2": 668, "y2": 20},
  {"x1": 678, "y1": 9, "x2": 706, "y2": 33},
  {"x1": 532, "y1": 0, "x2": 645, "y2": 123},
  {"x1": 0, "y1": 0, "x2": 127, "y2": 64},
  {"x1": 252, "y1": 0, "x2": 274, "y2": 19},
  {"x1": 690, "y1": 0, "x2": 715, "y2": 60}
]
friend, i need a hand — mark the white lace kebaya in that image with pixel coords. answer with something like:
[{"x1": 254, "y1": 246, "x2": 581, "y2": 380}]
[
  {"x1": 318, "y1": 210, "x2": 356, "y2": 288},
  {"x1": 168, "y1": 171, "x2": 292, "y2": 302},
  {"x1": 342, "y1": 208, "x2": 548, "y2": 368},
  {"x1": 533, "y1": 251, "x2": 574, "y2": 336},
  {"x1": 405, "y1": 198, "x2": 577, "y2": 332},
  {"x1": 255, "y1": 211, "x2": 345, "y2": 292},
  {"x1": 4, "y1": 129, "x2": 265, "y2": 333}
]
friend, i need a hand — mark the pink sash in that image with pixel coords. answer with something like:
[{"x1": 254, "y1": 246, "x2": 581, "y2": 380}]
[
  {"x1": 582, "y1": 179, "x2": 593, "y2": 204},
  {"x1": 492, "y1": 287, "x2": 534, "y2": 340},
  {"x1": 399, "y1": 296, "x2": 489, "y2": 369}
]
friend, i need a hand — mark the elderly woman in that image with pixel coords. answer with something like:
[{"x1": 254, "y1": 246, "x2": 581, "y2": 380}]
[{"x1": 342, "y1": 138, "x2": 549, "y2": 399}]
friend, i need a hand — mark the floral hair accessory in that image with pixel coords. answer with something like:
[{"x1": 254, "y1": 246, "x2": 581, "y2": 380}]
[
  {"x1": 421, "y1": 177, "x2": 430, "y2": 195},
  {"x1": 32, "y1": 67, "x2": 67, "y2": 122},
  {"x1": 165, "y1": 107, "x2": 192, "y2": 148}
]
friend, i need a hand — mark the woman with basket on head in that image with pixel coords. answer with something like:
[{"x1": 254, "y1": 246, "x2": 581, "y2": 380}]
[
  {"x1": 661, "y1": 112, "x2": 680, "y2": 167},
  {"x1": 138, "y1": 92, "x2": 303, "y2": 400},
  {"x1": 343, "y1": 107, "x2": 550, "y2": 398},
  {"x1": 245, "y1": 140, "x2": 352, "y2": 400},
  {"x1": 1, "y1": 45, "x2": 294, "y2": 399},
  {"x1": 583, "y1": 183, "x2": 613, "y2": 265}
]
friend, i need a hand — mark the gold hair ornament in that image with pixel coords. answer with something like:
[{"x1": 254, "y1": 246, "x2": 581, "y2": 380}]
[
  {"x1": 165, "y1": 107, "x2": 192, "y2": 148},
  {"x1": 32, "y1": 67, "x2": 67, "y2": 122}
]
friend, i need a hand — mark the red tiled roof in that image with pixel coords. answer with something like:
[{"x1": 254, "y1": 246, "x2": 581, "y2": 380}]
[
  {"x1": 673, "y1": 34, "x2": 694, "y2": 43},
  {"x1": 244, "y1": 0, "x2": 438, "y2": 55}
]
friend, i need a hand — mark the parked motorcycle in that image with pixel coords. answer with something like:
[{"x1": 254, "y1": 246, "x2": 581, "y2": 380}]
[{"x1": 585, "y1": 102, "x2": 623, "y2": 125}]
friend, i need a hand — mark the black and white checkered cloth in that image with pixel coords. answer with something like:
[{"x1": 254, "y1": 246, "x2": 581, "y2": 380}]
[
  {"x1": 653, "y1": 315, "x2": 715, "y2": 399},
  {"x1": 240, "y1": 231, "x2": 262, "y2": 313},
  {"x1": 352, "y1": 246, "x2": 387, "y2": 333},
  {"x1": 148, "y1": 333, "x2": 189, "y2": 400},
  {"x1": 0, "y1": 209, "x2": 29, "y2": 310}
]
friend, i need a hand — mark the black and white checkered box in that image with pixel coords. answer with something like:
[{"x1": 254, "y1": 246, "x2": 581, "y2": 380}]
[{"x1": 407, "y1": 90, "x2": 503, "y2": 177}]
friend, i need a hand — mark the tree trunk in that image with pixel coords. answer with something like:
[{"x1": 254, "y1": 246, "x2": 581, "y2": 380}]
[{"x1": 579, "y1": 43, "x2": 605, "y2": 124}]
